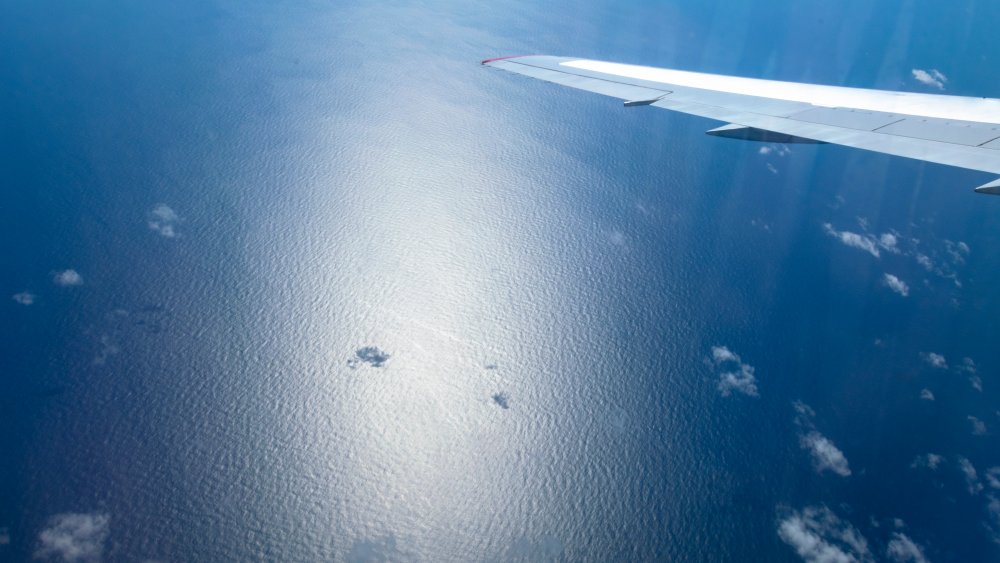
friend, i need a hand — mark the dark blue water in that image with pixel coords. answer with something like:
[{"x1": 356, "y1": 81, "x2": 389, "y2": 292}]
[{"x1": 3, "y1": 0, "x2": 1000, "y2": 560}]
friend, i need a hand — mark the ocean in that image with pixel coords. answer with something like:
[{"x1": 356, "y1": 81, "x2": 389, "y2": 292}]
[{"x1": 3, "y1": 0, "x2": 1000, "y2": 560}]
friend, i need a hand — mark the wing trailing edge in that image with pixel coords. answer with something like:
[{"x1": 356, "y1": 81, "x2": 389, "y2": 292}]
[{"x1": 483, "y1": 55, "x2": 1000, "y2": 193}]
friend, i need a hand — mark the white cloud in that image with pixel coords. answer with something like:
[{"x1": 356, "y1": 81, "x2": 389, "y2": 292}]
[
  {"x1": 710, "y1": 346, "x2": 758, "y2": 397},
  {"x1": 970, "y1": 376, "x2": 983, "y2": 392},
  {"x1": 986, "y1": 467, "x2": 1000, "y2": 490},
  {"x1": 911, "y1": 453, "x2": 944, "y2": 470},
  {"x1": 759, "y1": 146, "x2": 773, "y2": 155},
  {"x1": 823, "y1": 224, "x2": 881, "y2": 258},
  {"x1": 793, "y1": 402, "x2": 850, "y2": 477},
  {"x1": 34, "y1": 512, "x2": 109, "y2": 562},
  {"x1": 878, "y1": 233, "x2": 901, "y2": 254},
  {"x1": 767, "y1": 162, "x2": 779, "y2": 175},
  {"x1": 886, "y1": 532, "x2": 929, "y2": 563},
  {"x1": 921, "y1": 352, "x2": 947, "y2": 369},
  {"x1": 148, "y1": 204, "x2": 180, "y2": 238},
  {"x1": 777, "y1": 505, "x2": 872, "y2": 563},
  {"x1": 912, "y1": 68, "x2": 947, "y2": 90},
  {"x1": 12, "y1": 291, "x2": 35, "y2": 305},
  {"x1": 882, "y1": 274, "x2": 909, "y2": 297},
  {"x1": 801, "y1": 431, "x2": 852, "y2": 477},
  {"x1": 919, "y1": 389, "x2": 934, "y2": 401},
  {"x1": 958, "y1": 357, "x2": 976, "y2": 373},
  {"x1": 958, "y1": 456, "x2": 983, "y2": 494},
  {"x1": 711, "y1": 346, "x2": 740, "y2": 364},
  {"x1": 915, "y1": 254, "x2": 934, "y2": 271},
  {"x1": 968, "y1": 416, "x2": 987, "y2": 436},
  {"x1": 53, "y1": 270, "x2": 83, "y2": 287}
]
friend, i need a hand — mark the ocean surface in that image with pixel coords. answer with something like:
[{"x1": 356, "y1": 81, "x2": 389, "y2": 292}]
[{"x1": 3, "y1": 0, "x2": 1000, "y2": 561}]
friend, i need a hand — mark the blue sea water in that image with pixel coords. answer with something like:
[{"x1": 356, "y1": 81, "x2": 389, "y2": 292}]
[{"x1": 3, "y1": 0, "x2": 1000, "y2": 560}]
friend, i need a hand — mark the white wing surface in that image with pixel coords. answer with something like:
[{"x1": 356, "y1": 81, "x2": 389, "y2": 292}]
[{"x1": 482, "y1": 55, "x2": 1000, "y2": 194}]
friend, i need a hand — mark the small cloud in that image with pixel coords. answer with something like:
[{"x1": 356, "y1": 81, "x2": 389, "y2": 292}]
[
  {"x1": 777, "y1": 505, "x2": 871, "y2": 563},
  {"x1": 886, "y1": 532, "x2": 929, "y2": 563},
  {"x1": 34, "y1": 512, "x2": 109, "y2": 562},
  {"x1": 882, "y1": 274, "x2": 909, "y2": 297},
  {"x1": 492, "y1": 392, "x2": 510, "y2": 409},
  {"x1": 878, "y1": 233, "x2": 901, "y2": 254},
  {"x1": 957, "y1": 357, "x2": 977, "y2": 373},
  {"x1": 986, "y1": 467, "x2": 1000, "y2": 490},
  {"x1": 711, "y1": 346, "x2": 740, "y2": 364},
  {"x1": 53, "y1": 270, "x2": 83, "y2": 287},
  {"x1": 919, "y1": 389, "x2": 934, "y2": 401},
  {"x1": 911, "y1": 453, "x2": 944, "y2": 470},
  {"x1": 766, "y1": 162, "x2": 779, "y2": 175},
  {"x1": 823, "y1": 223, "x2": 880, "y2": 257},
  {"x1": 759, "y1": 146, "x2": 773, "y2": 155},
  {"x1": 958, "y1": 456, "x2": 983, "y2": 494},
  {"x1": 793, "y1": 402, "x2": 851, "y2": 477},
  {"x1": 944, "y1": 240, "x2": 968, "y2": 265},
  {"x1": 921, "y1": 352, "x2": 947, "y2": 369},
  {"x1": 968, "y1": 416, "x2": 987, "y2": 436},
  {"x1": 347, "y1": 346, "x2": 390, "y2": 369},
  {"x1": 710, "y1": 346, "x2": 758, "y2": 397},
  {"x1": 148, "y1": 204, "x2": 180, "y2": 238},
  {"x1": 800, "y1": 431, "x2": 852, "y2": 477},
  {"x1": 915, "y1": 254, "x2": 934, "y2": 271},
  {"x1": 970, "y1": 375, "x2": 983, "y2": 392},
  {"x1": 912, "y1": 68, "x2": 947, "y2": 90},
  {"x1": 607, "y1": 229, "x2": 626, "y2": 246},
  {"x1": 12, "y1": 291, "x2": 36, "y2": 305}
]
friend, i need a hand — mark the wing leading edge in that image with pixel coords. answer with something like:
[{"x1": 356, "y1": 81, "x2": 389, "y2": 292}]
[{"x1": 482, "y1": 55, "x2": 1000, "y2": 194}]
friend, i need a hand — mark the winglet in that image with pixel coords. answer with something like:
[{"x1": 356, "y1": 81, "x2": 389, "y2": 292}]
[
  {"x1": 481, "y1": 55, "x2": 538, "y2": 65},
  {"x1": 974, "y1": 178, "x2": 1000, "y2": 195}
]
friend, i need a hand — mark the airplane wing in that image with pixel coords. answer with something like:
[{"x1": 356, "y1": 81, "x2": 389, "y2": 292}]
[{"x1": 482, "y1": 55, "x2": 1000, "y2": 194}]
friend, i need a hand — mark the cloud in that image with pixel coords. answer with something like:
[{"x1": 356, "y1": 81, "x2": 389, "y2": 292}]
[
  {"x1": 823, "y1": 224, "x2": 880, "y2": 257},
  {"x1": 988, "y1": 495, "x2": 1000, "y2": 545},
  {"x1": 958, "y1": 357, "x2": 977, "y2": 373},
  {"x1": 767, "y1": 162, "x2": 779, "y2": 175},
  {"x1": 148, "y1": 204, "x2": 180, "y2": 238},
  {"x1": 492, "y1": 392, "x2": 510, "y2": 409},
  {"x1": 793, "y1": 402, "x2": 851, "y2": 477},
  {"x1": 958, "y1": 456, "x2": 983, "y2": 495},
  {"x1": 710, "y1": 346, "x2": 759, "y2": 397},
  {"x1": 919, "y1": 389, "x2": 934, "y2": 401},
  {"x1": 921, "y1": 352, "x2": 947, "y2": 369},
  {"x1": 878, "y1": 233, "x2": 901, "y2": 254},
  {"x1": 944, "y1": 239, "x2": 969, "y2": 264},
  {"x1": 347, "y1": 346, "x2": 390, "y2": 369},
  {"x1": 986, "y1": 467, "x2": 1000, "y2": 490},
  {"x1": 34, "y1": 512, "x2": 109, "y2": 562},
  {"x1": 915, "y1": 254, "x2": 934, "y2": 271},
  {"x1": 882, "y1": 274, "x2": 909, "y2": 297},
  {"x1": 968, "y1": 416, "x2": 987, "y2": 436},
  {"x1": 801, "y1": 431, "x2": 852, "y2": 477},
  {"x1": 886, "y1": 532, "x2": 929, "y2": 563},
  {"x1": 12, "y1": 291, "x2": 35, "y2": 305},
  {"x1": 53, "y1": 270, "x2": 83, "y2": 287},
  {"x1": 912, "y1": 68, "x2": 947, "y2": 90},
  {"x1": 777, "y1": 505, "x2": 872, "y2": 563},
  {"x1": 759, "y1": 146, "x2": 773, "y2": 155},
  {"x1": 910, "y1": 453, "x2": 944, "y2": 470},
  {"x1": 970, "y1": 375, "x2": 983, "y2": 392}
]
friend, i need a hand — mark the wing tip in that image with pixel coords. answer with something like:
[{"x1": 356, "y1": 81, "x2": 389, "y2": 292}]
[{"x1": 481, "y1": 54, "x2": 540, "y2": 65}]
